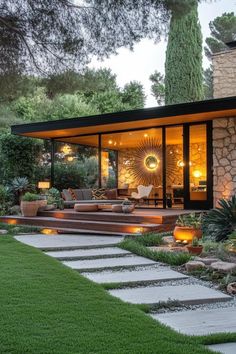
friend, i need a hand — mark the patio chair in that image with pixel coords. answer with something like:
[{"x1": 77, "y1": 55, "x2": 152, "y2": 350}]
[{"x1": 130, "y1": 185, "x2": 153, "y2": 203}]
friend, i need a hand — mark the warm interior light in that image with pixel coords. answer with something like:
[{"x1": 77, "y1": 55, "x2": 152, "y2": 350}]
[
  {"x1": 38, "y1": 181, "x2": 50, "y2": 189},
  {"x1": 192, "y1": 170, "x2": 202, "y2": 178},
  {"x1": 177, "y1": 160, "x2": 185, "y2": 167},
  {"x1": 108, "y1": 140, "x2": 113, "y2": 145},
  {"x1": 61, "y1": 144, "x2": 72, "y2": 155},
  {"x1": 145, "y1": 155, "x2": 159, "y2": 171},
  {"x1": 144, "y1": 133, "x2": 148, "y2": 138}
]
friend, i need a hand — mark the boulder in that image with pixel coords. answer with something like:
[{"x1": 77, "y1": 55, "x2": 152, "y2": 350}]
[
  {"x1": 210, "y1": 261, "x2": 236, "y2": 273},
  {"x1": 227, "y1": 282, "x2": 236, "y2": 295},
  {"x1": 185, "y1": 261, "x2": 206, "y2": 272},
  {"x1": 195, "y1": 257, "x2": 220, "y2": 265},
  {"x1": 0, "y1": 229, "x2": 8, "y2": 235}
]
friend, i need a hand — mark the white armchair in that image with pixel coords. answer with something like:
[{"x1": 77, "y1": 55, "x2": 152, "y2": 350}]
[{"x1": 131, "y1": 185, "x2": 153, "y2": 202}]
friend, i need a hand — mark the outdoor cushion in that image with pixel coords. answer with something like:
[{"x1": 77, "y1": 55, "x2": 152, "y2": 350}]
[
  {"x1": 74, "y1": 203, "x2": 98, "y2": 212},
  {"x1": 81, "y1": 189, "x2": 92, "y2": 200},
  {"x1": 105, "y1": 189, "x2": 118, "y2": 200},
  {"x1": 92, "y1": 188, "x2": 107, "y2": 200},
  {"x1": 71, "y1": 188, "x2": 84, "y2": 200},
  {"x1": 62, "y1": 189, "x2": 73, "y2": 201}
]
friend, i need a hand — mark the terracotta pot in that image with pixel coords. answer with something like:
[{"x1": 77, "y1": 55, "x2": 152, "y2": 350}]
[
  {"x1": 186, "y1": 245, "x2": 203, "y2": 256},
  {"x1": 122, "y1": 204, "x2": 135, "y2": 214},
  {"x1": 20, "y1": 201, "x2": 39, "y2": 217},
  {"x1": 173, "y1": 226, "x2": 202, "y2": 243},
  {"x1": 37, "y1": 199, "x2": 47, "y2": 211}
]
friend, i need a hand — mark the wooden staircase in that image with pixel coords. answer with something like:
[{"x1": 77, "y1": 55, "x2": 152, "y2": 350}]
[{"x1": 0, "y1": 210, "x2": 177, "y2": 235}]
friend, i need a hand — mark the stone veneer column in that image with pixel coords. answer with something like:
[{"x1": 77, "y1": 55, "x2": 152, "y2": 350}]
[
  {"x1": 213, "y1": 48, "x2": 236, "y2": 98},
  {"x1": 213, "y1": 118, "x2": 236, "y2": 205}
]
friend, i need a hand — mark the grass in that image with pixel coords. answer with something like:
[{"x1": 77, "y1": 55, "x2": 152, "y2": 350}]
[
  {"x1": 0, "y1": 235, "x2": 219, "y2": 354},
  {"x1": 129, "y1": 231, "x2": 171, "y2": 247},
  {"x1": 119, "y1": 238, "x2": 191, "y2": 266}
]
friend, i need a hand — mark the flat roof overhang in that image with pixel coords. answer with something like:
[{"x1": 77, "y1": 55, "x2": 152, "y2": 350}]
[{"x1": 11, "y1": 96, "x2": 236, "y2": 141}]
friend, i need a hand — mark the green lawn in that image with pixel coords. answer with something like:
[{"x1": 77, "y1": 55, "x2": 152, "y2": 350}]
[{"x1": 0, "y1": 236, "x2": 229, "y2": 354}]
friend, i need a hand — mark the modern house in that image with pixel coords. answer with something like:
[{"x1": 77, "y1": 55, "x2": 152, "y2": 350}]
[{"x1": 10, "y1": 42, "x2": 236, "y2": 212}]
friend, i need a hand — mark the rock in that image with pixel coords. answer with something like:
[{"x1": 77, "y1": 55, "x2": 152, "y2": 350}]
[
  {"x1": 210, "y1": 261, "x2": 236, "y2": 273},
  {"x1": 227, "y1": 282, "x2": 236, "y2": 295},
  {"x1": 163, "y1": 236, "x2": 174, "y2": 244},
  {"x1": 0, "y1": 229, "x2": 8, "y2": 235},
  {"x1": 185, "y1": 261, "x2": 206, "y2": 272},
  {"x1": 195, "y1": 257, "x2": 220, "y2": 265}
]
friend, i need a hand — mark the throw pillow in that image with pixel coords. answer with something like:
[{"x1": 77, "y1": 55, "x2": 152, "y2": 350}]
[{"x1": 92, "y1": 188, "x2": 107, "y2": 200}]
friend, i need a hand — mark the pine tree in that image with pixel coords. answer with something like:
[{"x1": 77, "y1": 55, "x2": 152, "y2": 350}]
[{"x1": 165, "y1": 1, "x2": 204, "y2": 105}]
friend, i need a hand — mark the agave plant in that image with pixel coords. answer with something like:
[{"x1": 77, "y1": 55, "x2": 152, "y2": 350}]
[
  {"x1": 202, "y1": 196, "x2": 236, "y2": 242},
  {"x1": 10, "y1": 177, "x2": 34, "y2": 203}
]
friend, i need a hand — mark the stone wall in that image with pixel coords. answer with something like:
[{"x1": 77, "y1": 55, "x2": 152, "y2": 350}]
[
  {"x1": 213, "y1": 49, "x2": 236, "y2": 98},
  {"x1": 213, "y1": 118, "x2": 236, "y2": 204}
]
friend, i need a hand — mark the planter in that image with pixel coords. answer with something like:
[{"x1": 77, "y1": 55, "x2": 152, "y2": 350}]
[
  {"x1": 173, "y1": 226, "x2": 202, "y2": 243},
  {"x1": 122, "y1": 204, "x2": 135, "y2": 214},
  {"x1": 187, "y1": 245, "x2": 203, "y2": 256},
  {"x1": 20, "y1": 201, "x2": 39, "y2": 217}
]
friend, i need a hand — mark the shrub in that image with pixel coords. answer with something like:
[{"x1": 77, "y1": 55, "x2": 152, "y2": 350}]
[
  {"x1": 21, "y1": 192, "x2": 39, "y2": 202},
  {"x1": 0, "y1": 185, "x2": 13, "y2": 215},
  {"x1": 202, "y1": 196, "x2": 236, "y2": 241}
]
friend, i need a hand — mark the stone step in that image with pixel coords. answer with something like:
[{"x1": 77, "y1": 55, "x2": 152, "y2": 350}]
[
  {"x1": 45, "y1": 247, "x2": 131, "y2": 260},
  {"x1": 15, "y1": 234, "x2": 124, "y2": 251},
  {"x1": 207, "y1": 342, "x2": 236, "y2": 354},
  {"x1": 62, "y1": 255, "x2": 156, "y2": 272},
  {"x1": 109, "y1": 285, "x2": 231, "y2": 306},
  {"x1": 82, "y1": 267, "x2": 188, "y2": 284},
  {"x1": 152, "y1": 307, "x2": 236, "y2": 336}
]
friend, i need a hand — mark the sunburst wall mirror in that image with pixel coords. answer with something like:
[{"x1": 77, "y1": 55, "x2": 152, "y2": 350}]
[{"x1": 126, "y1": 137, "x2": 177, "y2": 186}]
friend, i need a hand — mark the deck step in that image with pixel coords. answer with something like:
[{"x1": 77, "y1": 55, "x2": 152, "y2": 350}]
[
  {"x1": 109, "y1": 284, "x2": 231, "y2": 306},
  {"x1": 38, "y1": 210, "x2": 177, "y2": 225},
  {"x1": 0, "y1": 215, "x2": 170, "y2": 234}
]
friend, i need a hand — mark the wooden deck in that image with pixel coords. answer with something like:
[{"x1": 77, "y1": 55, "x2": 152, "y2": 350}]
[{"x1": 0, "y1": 209, "x2": 200, "y2": 235}]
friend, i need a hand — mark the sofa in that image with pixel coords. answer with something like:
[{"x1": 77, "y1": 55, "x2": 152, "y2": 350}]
[{"x1": 62, "y1": 188, "x2": 124, "y2": 208}]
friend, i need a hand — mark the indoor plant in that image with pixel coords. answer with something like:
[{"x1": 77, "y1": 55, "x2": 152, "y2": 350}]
[
  {"x1": 122, "y1": 199, "x2": 135, "y2": 213},
  {"x1": 20, "y1": 192, "x2": 40, "y2": 217},
  {"x1": 187, "y1": 237, "x2": 203, "y2": 255},
  {"x1": 174, "y1": 213, "x2": 203, "y2": 243}
]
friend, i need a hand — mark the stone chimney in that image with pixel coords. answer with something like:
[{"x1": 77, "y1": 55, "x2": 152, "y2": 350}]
[
  {"x1": 212, "y1": 41, "x2": 236, "y2": 206},
  {"x1": 213, "y1": 41, "x2": 236, "y2": 99}
]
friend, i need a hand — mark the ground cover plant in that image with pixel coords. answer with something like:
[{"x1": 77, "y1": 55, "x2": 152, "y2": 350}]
[
  {"x1": 0, "y1": 235, "x2": 218, "y2": 354},
  {"x1": 119, "y1": 236, "x2": 191, "y2": 266}
]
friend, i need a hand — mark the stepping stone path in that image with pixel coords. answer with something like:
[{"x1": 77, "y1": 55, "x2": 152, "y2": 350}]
[
  {"x1": 207, "y1": 342, "x2": 236, "y2": 354},
  {"x1": 82, "y1": 267, "x2": 188, "y2": 284},
  {"x1": 15, "y1": 233, "x2": 236, "y2": 350},
  {"x1": 45, "y1": 247, "x2": 130, "y2": 260}
]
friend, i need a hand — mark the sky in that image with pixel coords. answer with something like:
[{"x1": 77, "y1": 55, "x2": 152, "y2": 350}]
[{"x1": 89, "y1": 0, "x2": 236, "y2": 107}]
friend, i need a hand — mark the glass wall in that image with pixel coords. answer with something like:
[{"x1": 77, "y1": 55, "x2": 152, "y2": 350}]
[
  {"x1": 166, "y1": 126, "x2": 184, "y2": 208},
  {"x1": 54, "y1": 135, "x2": 99, "y2": 190},
  {"x1": 101, "y1": 128, "x2": 163, "y2": 206},
  {"x1": 189, "y1": 124, "x2": 207, "y2": 201}
]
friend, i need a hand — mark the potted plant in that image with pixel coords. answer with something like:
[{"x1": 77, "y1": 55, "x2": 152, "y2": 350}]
[
  {"x1": 173, "y1": 213, "x2": 203, "y2": 243},
  {"x1": 20, "y1": 192, "x2": 40, "y2": 217},
  {"x1": 187, "y1": 237, "x2": 203, "y2": 256},
  {"x1": 47, "y1": 188, "x2": 64, "y2": 210},
  {"x1": 122, "y1": 199, "x2": 135, "y2": 214}
]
